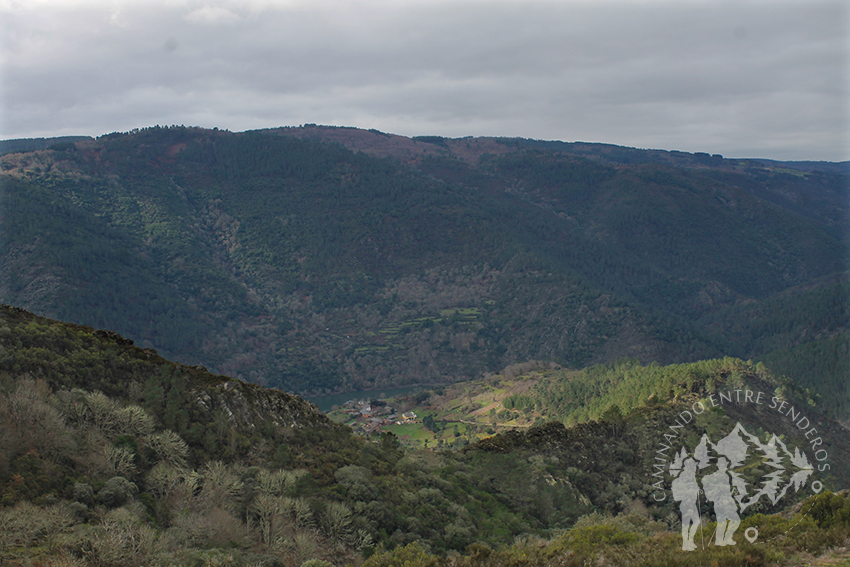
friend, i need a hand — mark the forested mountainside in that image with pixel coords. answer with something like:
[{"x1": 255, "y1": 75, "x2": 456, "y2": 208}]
[
  {"x1": 0, "y1": 125, "x2": 847, "y2": 399},
  {"x1": 0, "y1": 136, "x2": 94, "y2": 156},
  {"x1": 1, "y1": 305, "x2": 848, "y2": 566}
]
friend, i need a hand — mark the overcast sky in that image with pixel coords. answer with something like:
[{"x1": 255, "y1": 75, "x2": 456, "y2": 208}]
[{"x1": 1, "y1": 0, "x2": 847, "y2": 161}]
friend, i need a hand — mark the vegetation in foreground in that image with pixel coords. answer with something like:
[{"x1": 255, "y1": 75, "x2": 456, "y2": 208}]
[
  {"x1": 1, "y1": 304, "x2": 849, "y2": 566},
  {"x1": 363, "y1": 493, "x2": 850, "y2": 567}
]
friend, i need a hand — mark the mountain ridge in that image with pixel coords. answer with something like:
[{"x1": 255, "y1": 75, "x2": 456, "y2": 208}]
[{"x1": 1, "y1": 125, "x2": 846, "y2": 402}]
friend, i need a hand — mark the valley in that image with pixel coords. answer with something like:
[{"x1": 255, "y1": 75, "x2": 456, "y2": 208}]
[
  {"x1": 3, "y1": 0, "x2": 848, "y2": 563},
  {"x1": 323, "y1": 370, "x2": 545, "y2": 449},
  {"x1": 0, "y1": 127, "x2": 848, "y2": 566},
  {"x1": 1, "y1": 126, "x2": 847, "y2": 409}
]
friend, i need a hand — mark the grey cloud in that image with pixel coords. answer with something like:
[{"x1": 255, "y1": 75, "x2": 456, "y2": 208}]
[{"x1": 0, "y1": 0, "x2": 846, "y2": 160}]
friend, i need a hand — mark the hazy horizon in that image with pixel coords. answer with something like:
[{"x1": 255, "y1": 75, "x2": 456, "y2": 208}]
[{"x1": 2, "y1": 0, "x2": 847, "y2": 162}]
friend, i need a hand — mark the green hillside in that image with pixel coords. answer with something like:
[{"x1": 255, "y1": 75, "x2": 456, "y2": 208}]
[
  {"x1": 0, "y1": 136, "x2": 93, "y2": 156},
  {"x1": 0, "y1": 306, "x2": 848, "y2": 566},
  {"x1": 343, "y1": 354, "x2": 849, "y2": 456},
  {"x1": 1, "y1": 126, "x2": 847, "y2": 398}
]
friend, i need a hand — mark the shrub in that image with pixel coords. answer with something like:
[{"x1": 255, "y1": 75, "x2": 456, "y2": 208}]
[
  {"x1": 78, "y1": 507, "x2": 156, "y2": 567},
  {"x1": 74, "y1": 482, "x2": 95, "y2": 506},
  {"x1": 0, "y1": 500, "x2": 75, "y2": 549},
  {"x1": 361, "y1": 542, "x2": 440, "y2": 567},
  {"x1": 99, "y1": 476, "x2": 138, "y2": 508},
  {"x1": 807, "y1": 490, "x2": 850, "y2": 530}
]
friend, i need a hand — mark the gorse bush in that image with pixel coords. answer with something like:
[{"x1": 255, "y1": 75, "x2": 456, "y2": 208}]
[{"x1": 360, "y1": 494, "x2": 850, "y2": 567}]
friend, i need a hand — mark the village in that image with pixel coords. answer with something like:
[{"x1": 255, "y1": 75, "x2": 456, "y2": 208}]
[
  {"x1": 338, "y1": 398, "x2": 418, "y2": 435},
  {"x1": 320, "y1": 378, "x2": 542, "y2": 449}
]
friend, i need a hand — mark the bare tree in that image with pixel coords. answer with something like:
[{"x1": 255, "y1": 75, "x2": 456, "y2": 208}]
[
  {"x1": 104, "y1": 445, "x2": 137, "y2": 478},
  {"x1": 0, "y1": 379, "x2": 73, "y2": 464},
  {"x1": 145, "y1": 430, "x2": 189, "y2": 470}
]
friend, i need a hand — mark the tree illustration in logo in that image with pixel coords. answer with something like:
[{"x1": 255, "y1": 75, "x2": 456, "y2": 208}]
[{"x1": 669, "y1": 423, "x2": 814, "y2": 551}]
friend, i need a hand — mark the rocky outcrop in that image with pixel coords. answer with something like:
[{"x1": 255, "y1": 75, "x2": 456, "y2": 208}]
[{"x1": 194, "y1": 378, "x2": 332, "y2": 430}]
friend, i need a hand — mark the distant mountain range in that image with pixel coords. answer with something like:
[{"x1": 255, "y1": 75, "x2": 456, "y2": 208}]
[{"x1": 1, "y1": 126, "x2": 847, "y2": 410}]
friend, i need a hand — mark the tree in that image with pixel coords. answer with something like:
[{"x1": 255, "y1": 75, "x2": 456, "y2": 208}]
[
  {"x1": 422, "y1": 414, "x2": 438, "y2": 432},
  {"x1": 145, "y1": 430, "x2": 189, "y2": 470}
]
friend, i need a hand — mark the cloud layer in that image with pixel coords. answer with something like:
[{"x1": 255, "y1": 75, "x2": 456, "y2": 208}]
[{"x1": 1, "y1": 0, "x2": 847, "y2": 160}]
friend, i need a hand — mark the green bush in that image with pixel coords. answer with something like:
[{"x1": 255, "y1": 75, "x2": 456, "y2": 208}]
[
  {"x1": 98, "y1": 476, "x2": 138, "y2": 508},
  {"x1": 807, "y1": 490, "x2": 850, "y2": 530},
  {"x1": 361, "y1": 542, "x2": 440, "y2": 567}
]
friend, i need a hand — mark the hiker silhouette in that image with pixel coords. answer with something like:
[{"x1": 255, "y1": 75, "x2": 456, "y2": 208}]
[
  {"x1": 701, "y1": 457, "x2": 740, "y2": 546},
  {"x1": 671, "y1": 456, "x2": 700, "y2": 551}
]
